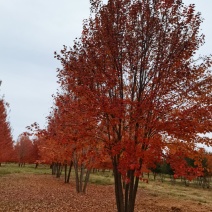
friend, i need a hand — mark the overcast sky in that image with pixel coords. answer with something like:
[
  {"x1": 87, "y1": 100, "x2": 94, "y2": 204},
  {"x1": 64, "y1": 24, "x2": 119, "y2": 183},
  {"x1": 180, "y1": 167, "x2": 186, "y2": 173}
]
[{"x1": 0, "y1": 1, "x2": 212, "y2": 151}]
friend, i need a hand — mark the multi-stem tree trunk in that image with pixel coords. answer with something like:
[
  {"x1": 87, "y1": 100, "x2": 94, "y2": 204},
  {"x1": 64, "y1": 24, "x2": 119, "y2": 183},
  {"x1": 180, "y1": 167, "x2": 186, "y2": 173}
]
[
  {"x1": 56, "y1": 162, "x2": 62, "y2": 178},
  {"x1": 35, "y1": 162, "x2": 39, "y2": 169},
  {"x1": 112, "y1": 156, "x2": 140, "y2": 212},
  {"x1": 51, "y1": 162, "x2": 62, "y2": 177},
  {"x1": 64, "y1": 162, "x2": 67, "y2": 182},
  {"x1": 66, "y1": 161, "x2": 73, "y2": 183},
  {"x1": 73, "y1": 151, "x2": 91, "y2": 193},
  {"x1": 73, "y1": 160, "x2": 91, "y2": 193}
]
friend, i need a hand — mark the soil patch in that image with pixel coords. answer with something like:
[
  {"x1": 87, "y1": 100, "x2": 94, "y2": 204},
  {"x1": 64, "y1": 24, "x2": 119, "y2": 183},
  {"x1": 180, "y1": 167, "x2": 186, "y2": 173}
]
[{"x1": 0, "y1": 174, "x2": 211, "y2": 211}]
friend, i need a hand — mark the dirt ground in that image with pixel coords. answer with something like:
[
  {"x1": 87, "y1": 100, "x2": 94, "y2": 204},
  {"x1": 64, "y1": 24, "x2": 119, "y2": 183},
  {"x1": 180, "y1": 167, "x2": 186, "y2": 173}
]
[{"x1": 0, "y1": 174, "x2": 211, "y2": 212}]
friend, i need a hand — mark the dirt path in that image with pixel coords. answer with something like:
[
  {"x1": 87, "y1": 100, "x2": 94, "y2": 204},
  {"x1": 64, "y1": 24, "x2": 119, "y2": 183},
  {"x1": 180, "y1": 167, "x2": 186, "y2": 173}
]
[{"x1": 0, "y1": 174, "x2": 211, "y2": 212}]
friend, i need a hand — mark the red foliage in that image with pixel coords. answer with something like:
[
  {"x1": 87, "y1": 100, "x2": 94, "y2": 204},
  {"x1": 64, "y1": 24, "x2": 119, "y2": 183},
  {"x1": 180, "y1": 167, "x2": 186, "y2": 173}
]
[
  {"x1": 0, "y1": 99, "x2": 13, "y2": 164},
  {"x1": 13, "y1": 134, "x2": 38, "y2": 165}
]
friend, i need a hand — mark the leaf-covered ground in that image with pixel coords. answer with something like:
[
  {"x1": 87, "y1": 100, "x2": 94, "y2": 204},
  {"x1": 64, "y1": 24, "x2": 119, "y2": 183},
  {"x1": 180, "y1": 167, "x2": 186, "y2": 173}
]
[{"x1": 0, "y1": 174, "x2": 211, "y2": 212}]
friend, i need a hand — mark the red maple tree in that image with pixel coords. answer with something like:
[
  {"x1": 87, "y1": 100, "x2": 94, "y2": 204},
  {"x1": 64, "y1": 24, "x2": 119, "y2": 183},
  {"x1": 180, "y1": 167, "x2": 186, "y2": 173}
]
[
  {"x1": 0, "y1": 98, "x2": 13, "y2": 166},
  {"x1": 54, "y1": 0, "x2": 212, "y2": 211},
  {"x1": 14, "y1": 134, "x2": 38, "y2": 166}
]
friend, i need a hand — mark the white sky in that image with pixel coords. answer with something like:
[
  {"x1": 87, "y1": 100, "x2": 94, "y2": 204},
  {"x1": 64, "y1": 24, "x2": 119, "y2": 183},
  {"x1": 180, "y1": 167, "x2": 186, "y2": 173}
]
[
  {"x1": 0, "y1": 0, "x2": 212, "y2": 152},
  {"x1": 0, "y1": 0, "x2": 90, "y2": 140}
]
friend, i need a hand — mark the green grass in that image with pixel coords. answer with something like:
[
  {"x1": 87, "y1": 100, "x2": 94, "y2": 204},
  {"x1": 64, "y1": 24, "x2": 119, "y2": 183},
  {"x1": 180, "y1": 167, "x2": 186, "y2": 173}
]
[
  {"x1": 89, "y1": 171, "x2": 212, "y2": 205},
  {"x1": 0, "y1": 163, "x2": 51, "y2": 176},
  {"x1": 89, "y1": 171, "x2": 114, "y2": 185},
  {"x1": 137, "y1": 176, "x2": 212, "y2": 205}
]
